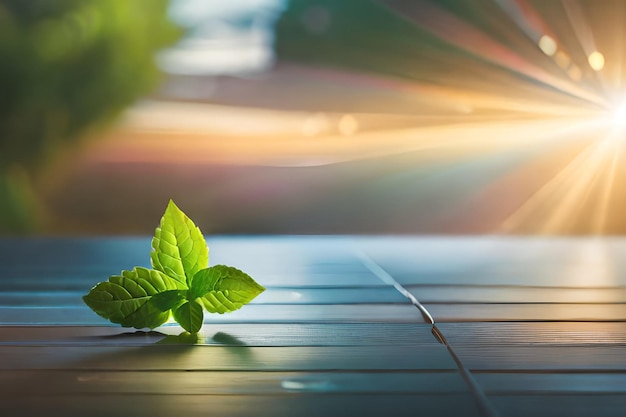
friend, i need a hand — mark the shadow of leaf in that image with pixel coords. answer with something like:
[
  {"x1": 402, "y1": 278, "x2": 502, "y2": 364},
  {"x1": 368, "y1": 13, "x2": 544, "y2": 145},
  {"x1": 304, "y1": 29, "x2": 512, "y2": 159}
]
[
  {"x1": 209, "y1": 331, "x2": 253, "y2": 360},
  {"x1": 44, "y1": 330, "x2": 167, "y2": 346},
  {"x1": 156, "y1": 332, "x2": 201, "y2": 345},
  {"x1": 210, "y1": 331, "x2": 247, "y2": 346}
]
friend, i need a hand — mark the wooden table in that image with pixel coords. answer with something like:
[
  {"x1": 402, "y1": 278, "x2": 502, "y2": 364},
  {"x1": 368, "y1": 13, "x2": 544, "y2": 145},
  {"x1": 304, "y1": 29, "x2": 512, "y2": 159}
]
[{"x1": 1, "y1": 236, "x2": 626, "y2": 416}]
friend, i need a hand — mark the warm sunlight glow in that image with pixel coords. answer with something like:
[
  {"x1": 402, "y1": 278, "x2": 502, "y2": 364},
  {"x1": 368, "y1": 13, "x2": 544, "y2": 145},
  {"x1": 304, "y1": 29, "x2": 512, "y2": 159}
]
[
  {"x1": 301, "y1": 113, "x2": 330, "y2": 137},
  {"x1": 338, "y1": 114, "x2": 359, "y2": 136},
  {"x1": 588, "y1": 51, "x2": 605, "y2": 71},
  {"x1": 611, "y1": 99, "x2": 626, "y2": 128}
]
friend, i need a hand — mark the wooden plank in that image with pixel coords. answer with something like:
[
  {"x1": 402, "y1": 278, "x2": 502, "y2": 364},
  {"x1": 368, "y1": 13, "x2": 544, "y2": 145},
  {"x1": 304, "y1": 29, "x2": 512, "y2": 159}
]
[
  {"x1": 452, "y1": 346, "x2": 626, "y2": 370},
  {"x1": 360, "y1": 236, "x2": 626, "y2": 263},
  {"x1": 8, "y1": 236, "x2": 626, "y2": 417},
  {"x1": 425, "y1": 303, "x2": 626, "y2": 322},
  {"x1": 8, "y1": 237, "x2": 625, "y2": 288},
  {"x1": 5, "y1": 236, "x2": 626, "y2": 283},
  {"x1": 0, "y1": 370, "x2": 469, "y2": 394},
  {"x1": 0, "y1": 271, "x2": 386, "y2": 290},
  {"x1": 209, "y1": 258, "x2": 373, "y2": 276},
  {"x1": 191, "y1": 272, "x2": 384, "y2": 287},
  {"x1": 0, "y1": 345, "x2": 456, "y2": 371},
  {"x1": 0, "y1": 323, "x2": 440, "y2": 346},
  {"x1": 0, "y1": 291, "x2": 85, "y2": 306},
  {"x1": 0, "y1": 304, "x2": 426, "y2": 325},
  {"x1": 436, "y1": 322, "x2": 626, "y2": 346},
  {"x1": 0, "y1": 236, "x2": 370, "y2": 272},
  {"x1": 0, "y1": 326, "x2": 126, "y2": 341},
  {"x1": 0, "y1": 237, "x2": 384, "y2": 289},
  {"x1": 475, "y1": 373, "x2": 626, "y2": 394},
  {"x1": 0, "y1": 261, "x2": 372, "y2": 277},
  {"x1": 0, "y1": 393, "x2": 482, "y2": 417},
  {"x1": 205, "y1": 236, "x2": 368, "y2": 269},
  {"x1": 0, "y1": 238, "x2": 149, "y2": 269},
  {"x1": 490, "y1": 395, "x2": 626, "y2": 417},
  {"x1": 390, "y1": 269, "x2": 625, "y2": 287},
  {"x1": 437, "y1": 322, "x2": 626, "y2": 371},
  {"x1": 406, "y1": 285, "x2": 626, "y2": 304},
  {"x1": 361, "y1": 237, "x2": 626, "y2": 287},
  {"x1": 215, "y1": 287, "x2": 407, "y2": 303},
  {"x1": 0, "y1": 287, "x2": 407, "y2": 306}
]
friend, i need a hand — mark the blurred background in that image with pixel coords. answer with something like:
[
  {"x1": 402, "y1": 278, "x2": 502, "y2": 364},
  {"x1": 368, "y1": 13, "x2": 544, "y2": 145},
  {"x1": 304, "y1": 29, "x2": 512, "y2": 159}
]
[{"x1": 2, "y1": 0, "x2": 626, "y2": 235}]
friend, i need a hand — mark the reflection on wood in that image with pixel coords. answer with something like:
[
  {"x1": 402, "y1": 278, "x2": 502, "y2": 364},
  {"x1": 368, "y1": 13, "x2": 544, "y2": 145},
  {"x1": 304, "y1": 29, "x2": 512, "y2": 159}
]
[
  {"x1": 437, "y1": 322, "x2": 626, "y2": 345},
  {"x1": 476, "y1": 373, "x2": 626, "y2": 394},
  {"x1": 0, "y1": 287, "x2": 409, "y2": 306},
  {"x1": 425, "y1": 303, "x2": 626, "y2": 322},
  {"x1": 0, "y1": 323, "x2": 439, "y2": 346},
  {"x1": 0, "y1": 345, "x2": 455, "y2": 371},
  {"x1": 0, "y1": 370, "x2": 468, "y2": 394},
  {"x1": 490, "y1": 395, "x2": 626, "y2": 417},
  {"x1": 0, "y1": 304, "x2": 426, "y2": 325},
  {"x1": 2, "y1": 237, "x2": 626, "y2": 416},
  {"x1": 0, "y1": 394, "x2": 482, "y2": 417},
  {"x1": 450, "y1": 345, "x2": 626, "y2": 370}
]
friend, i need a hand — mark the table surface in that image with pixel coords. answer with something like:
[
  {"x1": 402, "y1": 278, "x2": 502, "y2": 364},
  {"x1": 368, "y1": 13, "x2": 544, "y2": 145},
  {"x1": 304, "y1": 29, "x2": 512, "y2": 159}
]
[{"x1": 2, "y1": 236, "x2": 626, "y2": 417}]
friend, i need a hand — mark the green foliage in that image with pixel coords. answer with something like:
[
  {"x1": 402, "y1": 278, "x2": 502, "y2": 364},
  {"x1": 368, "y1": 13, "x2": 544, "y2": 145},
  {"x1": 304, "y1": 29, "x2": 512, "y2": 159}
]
[
  {"x1": 83, "y1": 200, "x2": 265, "y2": 333},
  {"x1": 173, "y1": 300, "x2": 204, "y2": 334},
  {"x1": 151, "y1": 200, "x2": 209, "y2": 288},
  {"x1": 82, "y1": 267, "x2": 180, "y2": 329},
  {"x1": 0, "y1": 0, "x2": 181, "y2": 171},
  {"x1": 194, "y1": 265, "x2": 266, "y2": 314}
]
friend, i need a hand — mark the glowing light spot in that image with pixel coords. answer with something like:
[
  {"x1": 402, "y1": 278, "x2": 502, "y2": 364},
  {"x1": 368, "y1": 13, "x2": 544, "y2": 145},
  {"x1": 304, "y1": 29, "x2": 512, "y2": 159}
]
[
  {"x1": 338, "y1": 114, "x2": 359, "y2": 136},
  {"x1": 290, "y1": 291, "x2": 303, "y2": 300},
  {"x1": 301, "y1": 113, "x2": 330, "y2": 137},
  {"x1": 281, "y1": 378, "x2": 334, "y2": 392},
  {"x1": 538, "y1": 35, "x2": 557, "y2": 56},
  {"x1": 588, "y1": 51, "x2": 605, "y2": 71}
]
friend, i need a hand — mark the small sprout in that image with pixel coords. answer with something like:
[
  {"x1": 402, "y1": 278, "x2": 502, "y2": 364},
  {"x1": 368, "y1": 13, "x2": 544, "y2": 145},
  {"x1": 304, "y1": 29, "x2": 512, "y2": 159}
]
[{"x1": 83, "y1": 200, "x2": 265, "y2": 333}]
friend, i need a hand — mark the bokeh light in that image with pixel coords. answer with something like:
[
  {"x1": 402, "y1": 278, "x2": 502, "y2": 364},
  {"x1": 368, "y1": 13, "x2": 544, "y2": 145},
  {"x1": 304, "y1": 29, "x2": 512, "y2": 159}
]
[
  {"x1": 588, "y1": 51, "x2": 605, "y2": 71},
  {"x1": 538, "y1": 35, "x2": 557, "y2": 56}
]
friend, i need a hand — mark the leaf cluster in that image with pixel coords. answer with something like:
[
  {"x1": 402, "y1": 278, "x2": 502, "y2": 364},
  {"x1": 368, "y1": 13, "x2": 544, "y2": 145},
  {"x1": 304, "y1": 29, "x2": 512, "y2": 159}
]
[{"x1": 83, "y1": 200, "x2": 265, "y2": 333}]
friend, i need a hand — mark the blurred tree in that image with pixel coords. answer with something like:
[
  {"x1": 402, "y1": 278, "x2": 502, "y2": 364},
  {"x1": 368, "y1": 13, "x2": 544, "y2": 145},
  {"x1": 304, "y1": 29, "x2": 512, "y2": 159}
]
[{"x1": 0, "y1": 0, "x2": 180, "y2": 233}]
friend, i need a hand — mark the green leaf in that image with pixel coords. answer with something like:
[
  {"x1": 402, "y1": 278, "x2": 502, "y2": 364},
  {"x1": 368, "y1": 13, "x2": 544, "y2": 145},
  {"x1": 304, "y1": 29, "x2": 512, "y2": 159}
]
[
  {"x1": 173, "y1": 300, "x2": 203, "y2": 333},
  {"x1": 150, "y1": 199, "x2": 208, "y2": 288},
  {"x1": 152, "y1": 290, "x2": 187, "y2": 311},
  {"x1": 83, "y1": 200, "x2": 265, "y2": 333},
  {"x1": 82, "y1": 267, "x2": 181, "y2": 329},
  {"x1": 188, "y1": 266, "x2": 221, "y2": 300},
  {"x1": 194, "y1": 265, "x2": 265, "y2": 314}
]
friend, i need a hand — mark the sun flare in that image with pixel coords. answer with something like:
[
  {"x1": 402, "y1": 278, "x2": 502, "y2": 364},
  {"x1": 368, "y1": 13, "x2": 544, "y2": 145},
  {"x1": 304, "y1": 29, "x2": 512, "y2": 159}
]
[{"x1": 611, "y1": 99, "x2": 626, "y2": 128}]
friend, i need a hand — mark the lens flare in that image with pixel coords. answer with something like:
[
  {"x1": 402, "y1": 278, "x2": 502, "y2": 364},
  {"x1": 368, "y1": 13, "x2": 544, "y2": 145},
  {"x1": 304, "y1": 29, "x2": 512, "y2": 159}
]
[{"x1": 611, "y1": 99, "x2": 626, "y2": 128}]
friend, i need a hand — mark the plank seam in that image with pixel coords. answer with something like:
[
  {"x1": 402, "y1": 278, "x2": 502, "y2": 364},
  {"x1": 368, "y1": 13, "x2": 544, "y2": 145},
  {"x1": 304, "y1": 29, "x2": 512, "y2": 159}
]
[
  {"x1": 357, "y1": 253, "x2": 434, "y2": 324},
  {"x1": 358, "y1": 252, "x2": 500, "y2": 417}
]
